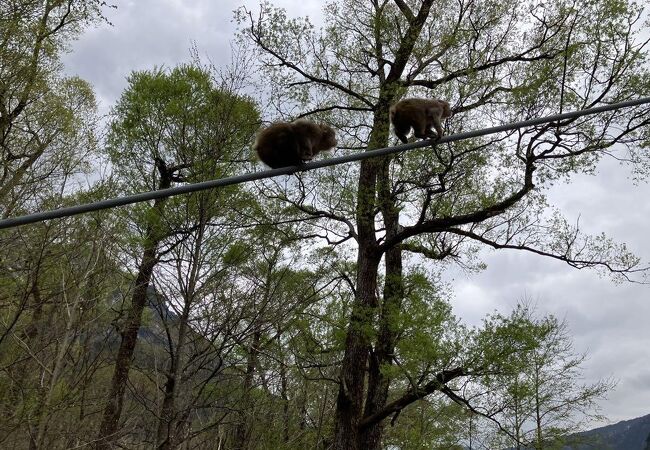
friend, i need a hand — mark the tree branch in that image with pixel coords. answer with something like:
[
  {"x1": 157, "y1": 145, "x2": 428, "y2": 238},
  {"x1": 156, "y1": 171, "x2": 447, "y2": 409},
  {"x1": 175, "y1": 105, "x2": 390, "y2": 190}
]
[
  {"x1": 380, "y1": 158, "x2": 536, "y2": 252},
  {"x1": 410, "y1": 50, "x2": 563, "y2": 89},
  {"x1": 446, "y1": 227, "x2": 645, "y2": 280},
  {"x1": 358, "y1": 367, "x2": 467, "y2": 428},
  {"x1": 247, "y1": 11, "x2": 374, "y2": 108},
  {"x1": 392, "y1": 0, "x2": 414, "y2": 22}
]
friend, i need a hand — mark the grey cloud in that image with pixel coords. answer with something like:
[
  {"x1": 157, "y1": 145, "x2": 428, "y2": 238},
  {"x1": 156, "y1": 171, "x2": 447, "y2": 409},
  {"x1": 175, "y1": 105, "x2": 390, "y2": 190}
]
[{"x1": 63, "y1": 0, "x2": 325, "y2": 115}]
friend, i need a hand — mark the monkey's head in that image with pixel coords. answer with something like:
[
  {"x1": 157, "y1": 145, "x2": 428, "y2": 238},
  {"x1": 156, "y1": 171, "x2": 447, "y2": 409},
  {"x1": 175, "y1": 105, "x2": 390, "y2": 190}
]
[
  {"x1": 440, "y1": 100, "x2": 453, "y2": 118},
  {"x1": 319, "y1": 124, "x2": 337, "y2": 150}
]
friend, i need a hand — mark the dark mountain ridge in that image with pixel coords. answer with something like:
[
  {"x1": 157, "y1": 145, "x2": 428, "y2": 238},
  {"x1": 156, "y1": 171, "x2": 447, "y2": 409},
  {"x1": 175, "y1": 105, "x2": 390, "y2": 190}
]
[{"x1": 564, "y1": 413, "x2": 650, "y2": 450}]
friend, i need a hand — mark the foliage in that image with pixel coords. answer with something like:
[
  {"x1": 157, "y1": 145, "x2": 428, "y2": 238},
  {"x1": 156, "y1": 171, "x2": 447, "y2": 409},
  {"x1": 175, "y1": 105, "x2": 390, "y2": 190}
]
[
  {"x1": 0, "y1": 0, "x2": 105, "y2": 214},
  {"x1": 477, "y1": 306, "x2": 614, "y2": 449}
]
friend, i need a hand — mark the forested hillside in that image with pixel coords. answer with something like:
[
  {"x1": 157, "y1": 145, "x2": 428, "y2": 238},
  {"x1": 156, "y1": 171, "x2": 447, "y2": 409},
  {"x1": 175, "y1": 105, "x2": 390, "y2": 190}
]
[
  {"x1": 1, "y1": 1, "x2": 649, "y2": 449},
  {"x1": 564, "y1": 414, "x2": 650, "y2": 450}
]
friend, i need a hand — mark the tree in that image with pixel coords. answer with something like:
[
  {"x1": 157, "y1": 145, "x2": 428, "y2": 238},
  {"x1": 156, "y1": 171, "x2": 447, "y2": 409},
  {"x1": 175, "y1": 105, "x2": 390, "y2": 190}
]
[
  {"x1": 0, "y1": 0, "x2": 103, "y2": 354},
  {"x1": 0, "y1": 2, "x2": 115, "y2": 447},
  {"x1": 0, "y1": 203, "x2": 124, "y2": 449},
  {"x1": 0, "y1": 0, "x2": 105, "y2": 214},
  {"x1": 95, "y1": 63, "x2": 260, "y2": 448},
  {"x1": 474, "y1": 305, "x2": 614, "y2": 450},
  {"x1": 237, "y1": 0, "x2": 650, "y2": 448}
]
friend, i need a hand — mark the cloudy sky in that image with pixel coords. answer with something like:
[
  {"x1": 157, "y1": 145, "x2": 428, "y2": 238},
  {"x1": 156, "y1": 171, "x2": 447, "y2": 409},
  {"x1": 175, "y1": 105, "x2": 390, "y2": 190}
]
[{"x1": 62, "y1": 0, "x2": 650, "y2": 428}]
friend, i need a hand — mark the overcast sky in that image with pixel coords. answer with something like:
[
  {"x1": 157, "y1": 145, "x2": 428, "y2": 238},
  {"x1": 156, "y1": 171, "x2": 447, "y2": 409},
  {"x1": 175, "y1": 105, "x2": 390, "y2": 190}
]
[{"x1": 62, "y1": 0, "x2": 650, "y2": 428}]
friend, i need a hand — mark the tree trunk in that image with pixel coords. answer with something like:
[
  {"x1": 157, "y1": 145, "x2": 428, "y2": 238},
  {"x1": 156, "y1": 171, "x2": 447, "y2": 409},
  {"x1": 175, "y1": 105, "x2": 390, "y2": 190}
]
[
  {"x1": 96, "y1": 167, "x2": 171, "y2": 449},
  {"x1": 298, "y1": 382, "x2": 309, "y2": 448},
  {"x1": 95, "y1": 239, "x2": 159, "y2": 448},
  {"x1": 34, "y1": 292, "x2": 81, "y2": 449},
  {"x1": 280, "y1": 362, "x2": 290, "y2": 444},
  {"x1": 359, "y1": 157, "x2": 404, "y2": 450},
  {"x1": 156, "y1": 305, "x2": 190, "y2": 450},
  {"x1": 233, "y1": 328, "x2": 262, "y2": 450},
  {"x1": 333, "y1": 252, "x2": 380, "y2": 450},
  {"x1": 514, "y1": 378, "x2": 522, "y2": 450},
  {"x1": 333, "y1": 98, "x2": 391, "y2": 450},
  {"x1": 156, "y1": 216, "x2": 206, "y2": 450},
  {"x1": 331, "y1": 0, "x2": 434, "y2": 443}
]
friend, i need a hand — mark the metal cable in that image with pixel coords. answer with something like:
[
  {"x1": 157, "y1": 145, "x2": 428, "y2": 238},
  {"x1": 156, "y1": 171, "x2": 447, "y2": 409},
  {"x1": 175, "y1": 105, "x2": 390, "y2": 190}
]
[{"x1": 1, "y1": 96, "x2": 649, "y2": 230}]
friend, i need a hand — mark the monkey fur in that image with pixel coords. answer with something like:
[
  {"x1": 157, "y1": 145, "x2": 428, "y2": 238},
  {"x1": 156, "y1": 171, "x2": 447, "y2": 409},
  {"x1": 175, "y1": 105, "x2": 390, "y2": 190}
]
[
  {"x1": 389, "y1": 98, "x2": 453, "y2": 144},
  {"x1": 254, "y1": 119, "x2": 337, "y2": 169}
]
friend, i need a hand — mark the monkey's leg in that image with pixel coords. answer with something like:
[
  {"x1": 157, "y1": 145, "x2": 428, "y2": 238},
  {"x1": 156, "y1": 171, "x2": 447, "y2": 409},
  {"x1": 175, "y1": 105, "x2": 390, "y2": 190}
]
[
  {"x1": 421, "y1": 126, "x2": 440, "y2": 140},
  {"x1": 432, "y1": 119, "x2": 444, "y2": 140},
  {"x1": 393, "y1": 124, "x2": 410, "y2": 144},
  {"x1": 297, "y1": 138, "x2": 314, "y2": 161},
  {"x1": 413, "y1": 122, "x2": 434, "y2": 140}
]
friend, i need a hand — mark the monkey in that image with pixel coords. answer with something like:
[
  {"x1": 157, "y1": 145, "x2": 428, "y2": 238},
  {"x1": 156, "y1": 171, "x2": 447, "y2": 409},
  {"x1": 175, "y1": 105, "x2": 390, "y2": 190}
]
[
  {"x1": 389, "y1": 98, "x2": 453, "y2": 144},
  {"x1": 253, "y1": 119, "x2": 337, "y2": 169}
]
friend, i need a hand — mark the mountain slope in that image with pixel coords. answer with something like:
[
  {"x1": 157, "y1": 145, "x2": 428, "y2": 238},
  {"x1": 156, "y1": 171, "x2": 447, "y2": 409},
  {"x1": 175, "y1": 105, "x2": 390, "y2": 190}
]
[{"x1": 565, "y1": 414, "x2": 650, "y2": 449}]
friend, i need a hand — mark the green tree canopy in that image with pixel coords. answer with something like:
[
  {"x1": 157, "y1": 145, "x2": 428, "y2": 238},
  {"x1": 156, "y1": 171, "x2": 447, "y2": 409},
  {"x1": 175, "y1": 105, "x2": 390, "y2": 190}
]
[
  {"x1": 96, "y1": 62, "x2": 261, "y2": 448},
  {"x1": 0, "y1": 0, "x2": 105, "y2": 214}
]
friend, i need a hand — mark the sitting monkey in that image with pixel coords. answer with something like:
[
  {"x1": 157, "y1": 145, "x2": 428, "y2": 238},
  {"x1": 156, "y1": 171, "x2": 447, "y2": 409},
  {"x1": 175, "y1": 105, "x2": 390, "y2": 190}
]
[
  {"x1": 254, "y1": 119, "x2": 337, "y2": 168},
  {"x1": 389, "y1": 98, "x2": 453, "y2": 144}
]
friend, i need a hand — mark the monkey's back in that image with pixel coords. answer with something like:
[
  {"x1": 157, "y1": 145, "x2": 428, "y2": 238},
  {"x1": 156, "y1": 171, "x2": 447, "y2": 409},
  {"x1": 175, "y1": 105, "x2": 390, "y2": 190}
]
[
  {"x1": 254, "y1": 122, "x2": 301, "y2": 169},
  {"x1": 291, "y1": 119, "x2": 337, "y2": 154},
  {"x1": 390, "y1": 98, "x2": 434, "y2": 124}
]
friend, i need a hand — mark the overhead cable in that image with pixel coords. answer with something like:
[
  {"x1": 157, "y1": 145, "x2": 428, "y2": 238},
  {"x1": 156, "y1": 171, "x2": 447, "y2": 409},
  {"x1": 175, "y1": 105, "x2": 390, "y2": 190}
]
[{"x1": 1, "y1": 96, "x2": 649, "y2": 230}]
